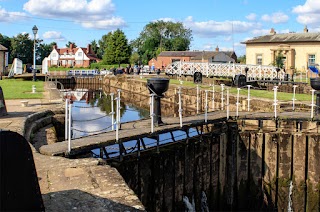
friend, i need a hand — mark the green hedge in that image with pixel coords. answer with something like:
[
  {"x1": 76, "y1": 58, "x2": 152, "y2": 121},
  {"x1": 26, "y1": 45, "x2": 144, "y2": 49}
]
[{"x1": 90, "y1": 63, "x2": 130, "y2": 70}]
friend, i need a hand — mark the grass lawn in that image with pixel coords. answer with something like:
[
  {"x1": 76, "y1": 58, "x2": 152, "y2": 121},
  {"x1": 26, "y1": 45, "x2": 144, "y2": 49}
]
[
  {"x1": 0, "y1": 78, "x2": 44, "y2": 99},
  {"x1": 166, "y1": 78, "x2": 313, "y2": 102}
]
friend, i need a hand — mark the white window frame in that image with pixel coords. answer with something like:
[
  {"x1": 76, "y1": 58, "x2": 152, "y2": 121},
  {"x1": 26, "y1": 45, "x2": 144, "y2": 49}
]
[
  {"x1": 256, "y1": 54, "x2": 263, "y2": 65},
  {"x1": 308, "y1": 54, "x2": 316, "y2": 66}
]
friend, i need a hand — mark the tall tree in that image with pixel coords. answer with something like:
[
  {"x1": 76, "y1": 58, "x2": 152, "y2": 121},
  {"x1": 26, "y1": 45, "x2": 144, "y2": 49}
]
[
  {"x1": 102, "y1": 29, "x2": 131, "y2": 66},
  {"x1": 66, "y1": 41, "x2": 77, "y2": 48},
  {"x1": 98, "y1": 34, "x2": 110, "y2": 59},
  {"x1": 90, "y1": 40, "x2": 99, "y2": 58},
  {"x1": 10, "y1": 33, "x2": 34, "y2": 64},
  {"x1": 132, "y1": 20, "x2": 192, "y2": 64},
  {"x1": 0, "y1": 34, "x2": 12, "y2": 63}
]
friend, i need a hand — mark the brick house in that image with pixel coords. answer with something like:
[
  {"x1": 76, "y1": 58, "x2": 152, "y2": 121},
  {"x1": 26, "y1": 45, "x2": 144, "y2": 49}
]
[
  {"x1": 148, "y1": 47, "x2": 237, "y2": 69},
  {"x1": 47, "y1": 44, "x2": 100, "y2": 68},
  {"x1": 0, "y1": 44, "x2": 8, "y2": 76}
]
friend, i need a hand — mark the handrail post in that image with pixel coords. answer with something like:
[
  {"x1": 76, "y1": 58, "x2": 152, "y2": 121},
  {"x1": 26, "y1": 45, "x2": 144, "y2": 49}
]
[
  {"x1": 247, "y1": 85, "x2": 251, "y2": 111},
  {"x1": 226, "y1": 88, "x2": 229, "y2": 119},
  {"x1": 273, "y1": 86, "x2": 278, "y2": 118},
  {"x1": 311, "y1": 89, "x2": 316, "y2": 119},
  {"x1": 65, "y1": 99, "x2": 69, "y2": 141},
  {"x1": 236, "y1": 88, "x2": 240, "y2": 117},
  {"x1": 116, "y1": 89, "x2": 121, "y2": 141},
  {"x1": 292, "y1": 85, "x2": 298, "y2": 111},
  {"x1": 150, "y1": 93, "x2": 155, "y2": 133},
  {"x1": 196, "y1": 84, "x2": 199, "y2": 114},
  {"x1": 178, "y1": 86, "x2": 183, "y2": 127},
  {"x1": 117, "y1": 89, "x2": 121, "y2": 129},
  {"x1": 67, "y1": 102, "x2": 72, "y2": 153},
  {"x1": 221, "y1": 84, "x2": 225, "y2": 110},
  {"x1": 109, "y1": 93, "x2": 115, "y2": 130}
]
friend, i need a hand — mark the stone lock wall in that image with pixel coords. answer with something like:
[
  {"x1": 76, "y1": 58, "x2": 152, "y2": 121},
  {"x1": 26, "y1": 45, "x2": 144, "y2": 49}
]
[
  {"x1": 111, "y1": 119, "x2": 320, "y2": 211},
  {"x1": 103, "y1": 75, "x2": 277, "y2": 117}
]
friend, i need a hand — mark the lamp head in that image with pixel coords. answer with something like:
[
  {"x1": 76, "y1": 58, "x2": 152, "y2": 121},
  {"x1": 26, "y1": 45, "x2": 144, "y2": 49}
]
[{"x1": 32, "y1": 25, "x2": 38, "y2": 35}]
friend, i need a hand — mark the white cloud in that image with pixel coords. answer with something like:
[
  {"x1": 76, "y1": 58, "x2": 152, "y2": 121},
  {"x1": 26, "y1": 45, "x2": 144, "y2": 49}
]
[
  {"x1": 292, "y1": 0, "x2": 320, "y2": 26},
  {"x1": 80, "y1": 17, "x2": 126, "y2": 30},
  {"x1": 23, "y1": 0, "x2": 126, "y2": 29},
  {"x1": 279, "y1": 29, "x2": 290, "y2": 34},
  {"x1": 153, "y1": 17, "x2": 176, "y2": 22},
  {"x1": 0, "y1": 6, "x2": 29, "y2": 23},
  {"x1": 246, "y1": 13, "x2": 257, "y2": 21},
  {"x1": 184, "y1": 16, "x2": 260, "y2": 38},
  {"x1": 261, "y1": 12, "x2": 289, "y2": 24},
  {"x1": 292, "y1": 0, "x2": 320, "y2": 14},
  {"x1": 43, "y1": 31, "x2": 65, "y2": 41},
  {"x1": 251, "y1": 29, "x2": 270, "y2": 36}
]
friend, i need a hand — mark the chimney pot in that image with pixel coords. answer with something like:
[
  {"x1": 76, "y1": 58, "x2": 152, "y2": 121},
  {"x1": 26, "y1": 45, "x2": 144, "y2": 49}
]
[
  {"x1": 87, "y1": 44, "x2": 91, "y2": 54},
  {"x1": 270, "y1": 28, "x2": 276, "y2": 35}
]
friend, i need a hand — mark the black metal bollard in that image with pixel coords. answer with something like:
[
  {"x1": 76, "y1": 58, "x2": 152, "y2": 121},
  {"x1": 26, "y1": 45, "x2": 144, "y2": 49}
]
[{"x1": 147, "y1": 78, "x2": 170, "y2": 126}]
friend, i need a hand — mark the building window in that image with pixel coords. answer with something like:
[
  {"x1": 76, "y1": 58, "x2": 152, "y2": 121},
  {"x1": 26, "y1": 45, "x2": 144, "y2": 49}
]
[
  {"x1": 52, "y1": 53, "x2": 56, "y2": 57},
  {"x1": 172, "y1": 59, "x2": 180, "y2": 63},
  {"x1": 78, "y1": 52, "x2": 82, "y2": 57},
  {"x1": 256, "y1": 54, "x2": 262, "y2": 65},
  {"x1": 308, "y1": 54, "x2": 316, "y2": 66}
]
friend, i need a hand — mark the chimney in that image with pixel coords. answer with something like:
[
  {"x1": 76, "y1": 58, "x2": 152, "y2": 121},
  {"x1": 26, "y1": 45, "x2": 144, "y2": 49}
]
[
  {"x1": 270, "y1": 28, "x2": 276, "y2": 35},
  {"x1": 304, "y1": 25, "x2": 309, "y2": 33},
  {"x1": 53, "y1": 45, "x2": 57, "y2": 50},
  {"x1": 215, "y1": 46, "x2": 219, "y2": 52},
  {"x1": 70, "y1": 43, "x2": 74, "y2": 50},
  {"x1": 87, "y1": 44, "x2": 91, "y2": 54}
]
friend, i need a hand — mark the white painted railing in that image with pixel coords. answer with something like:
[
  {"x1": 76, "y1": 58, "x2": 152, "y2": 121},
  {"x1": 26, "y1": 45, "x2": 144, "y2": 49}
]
[{"x1": 165, "y1": 61, "x2": 286, "y2": 81}]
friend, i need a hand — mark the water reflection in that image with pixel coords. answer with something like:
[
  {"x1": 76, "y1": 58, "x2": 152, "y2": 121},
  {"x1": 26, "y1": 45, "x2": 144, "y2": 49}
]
[{"x1": 63, "y1": 89, "x2": 149, "y2": 138}]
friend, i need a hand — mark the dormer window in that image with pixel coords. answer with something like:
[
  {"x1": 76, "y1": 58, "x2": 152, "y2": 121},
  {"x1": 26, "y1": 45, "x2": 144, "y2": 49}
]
[
  {"x1": 78, "y1": 52, "x2": 82, "y2": 57},
  {"x1": 64, "y1": 52, "x2": 67, "y2": 56}
]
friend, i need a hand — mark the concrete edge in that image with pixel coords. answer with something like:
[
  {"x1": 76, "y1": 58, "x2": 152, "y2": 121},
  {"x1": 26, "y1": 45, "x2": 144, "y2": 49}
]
[{"x1": 23, "y1": 110, "x2": 55, "y2": 142}]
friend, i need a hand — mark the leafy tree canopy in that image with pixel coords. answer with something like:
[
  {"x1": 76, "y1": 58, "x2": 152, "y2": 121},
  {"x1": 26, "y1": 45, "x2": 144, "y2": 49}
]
[
  {"x1": 66, "y1": 41, "x2": 77, "y2": 48},
  {"x1": 90, "y1": 40, "x2": 99, "y2": 58},
  {"x1": 102, "y1": 29, "x2": 131, "y2": 66},
  {"x1": 10, "y1": 33, "x2": 35, "y2": 64},
  {"x1": 132, "y1": 20, "x2": 192, "y2": 64}
]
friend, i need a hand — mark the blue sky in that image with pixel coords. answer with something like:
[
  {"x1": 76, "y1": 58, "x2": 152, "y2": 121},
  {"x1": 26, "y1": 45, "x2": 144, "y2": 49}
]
[{"x1": 0, "y1": 0, "x2": 318, "y2": 56}]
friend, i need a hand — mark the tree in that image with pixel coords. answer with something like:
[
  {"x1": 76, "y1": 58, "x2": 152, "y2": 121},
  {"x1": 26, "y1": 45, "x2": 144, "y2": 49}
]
[
  {"x1": 10, "y1": 33, "x2": 34, "y2": 64},
  {"x1": 98, "y1": 34, "x2": 110, "y2": 60},
  {"x1": 237, "y1": 55, "x2": 246, "y2": 64},
  {"x1": 129, "y1": 52, "x2": 140, "y2": 65},
  {"x1": 102, "y1": 29, "x2": 131, "y2": 66},
  {"x1": 0, "y1": 34, "x2": 12, "y2": 63},
  {"x1": 66, "y1": 41, "x2": 77, "y2": 48},
  {"x1": 132, "y1": 20, "x2": 192, "y2": 64},
  {"x1": 275, "y1": 52, "x2": 284, "y2": 68},
  {"x1": 90, "y1": 40, "x2": 99, "y2": 58}
]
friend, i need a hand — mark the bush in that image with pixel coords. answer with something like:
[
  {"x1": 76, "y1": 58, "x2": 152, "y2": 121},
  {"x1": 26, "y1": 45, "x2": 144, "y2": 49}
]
[{"x1": 89, "y1": 63, "x2": 132, "y2": 70}]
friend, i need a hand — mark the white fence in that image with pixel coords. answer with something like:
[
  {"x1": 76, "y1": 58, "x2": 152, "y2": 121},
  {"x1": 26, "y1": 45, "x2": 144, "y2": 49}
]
[{"x1": 165, "y1": 61, "x2": 286, "y2": 81}]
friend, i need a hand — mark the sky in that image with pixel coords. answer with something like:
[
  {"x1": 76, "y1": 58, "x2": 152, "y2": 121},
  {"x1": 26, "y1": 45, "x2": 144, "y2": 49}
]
[{"x1": 0, "y1": 0, "x2": 319, "y2": 56}]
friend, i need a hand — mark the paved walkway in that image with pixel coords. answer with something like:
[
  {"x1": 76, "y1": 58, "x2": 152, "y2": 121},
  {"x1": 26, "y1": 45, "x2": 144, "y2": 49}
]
[{"x1": 0, "y1": 85, "x2": 145, "y2": 211}]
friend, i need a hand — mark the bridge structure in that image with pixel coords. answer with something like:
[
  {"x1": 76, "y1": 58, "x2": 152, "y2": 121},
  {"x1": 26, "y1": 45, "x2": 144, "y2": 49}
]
[
  {"x1": 165, "y1": 61, "x2": 287, "y2": 81},
  {"x1": 38, "y1": 79, "x2": 320, "y2": 161}
]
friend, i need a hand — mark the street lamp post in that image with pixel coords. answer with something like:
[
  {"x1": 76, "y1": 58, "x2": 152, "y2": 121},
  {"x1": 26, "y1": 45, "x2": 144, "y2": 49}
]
[{"x1": 32, "y1": 25, "x2": 38, "y2": 81}]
